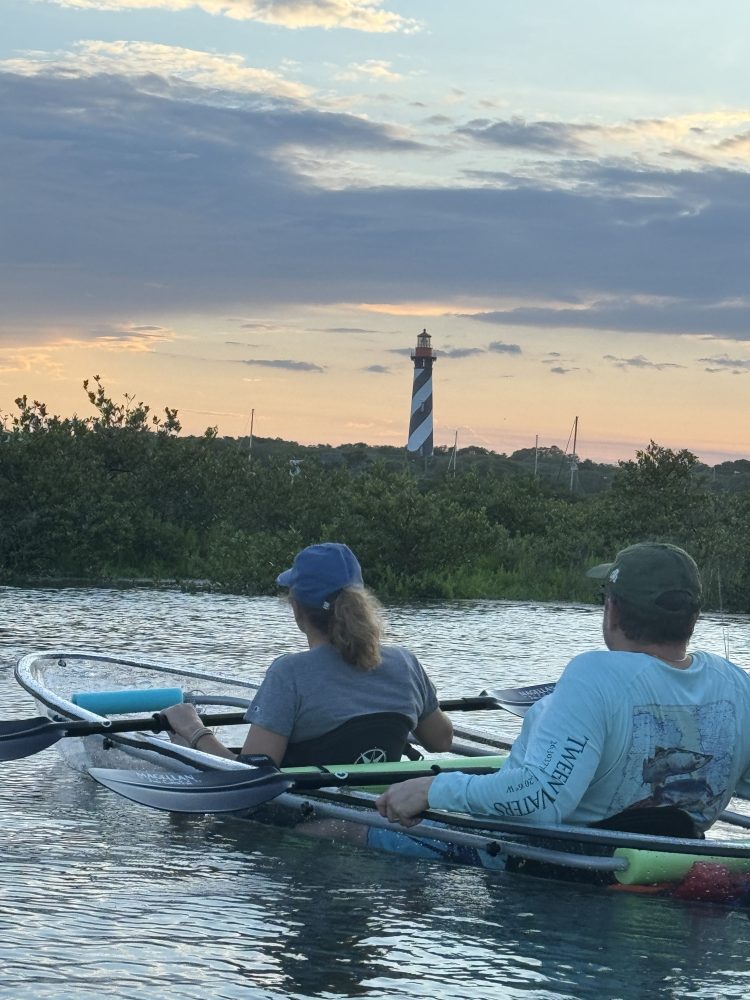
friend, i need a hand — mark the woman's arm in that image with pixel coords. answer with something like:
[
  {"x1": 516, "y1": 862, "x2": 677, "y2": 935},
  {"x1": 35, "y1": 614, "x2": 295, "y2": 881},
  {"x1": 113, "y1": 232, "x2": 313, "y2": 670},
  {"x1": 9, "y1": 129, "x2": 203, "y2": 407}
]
[
  {"x1": 161, "y1": 703, "x2": 237, "y2": 760},
  {"x1": 413, "y1": 708, "x2": 453, "y2": 752},
  {"x1": 240, "y1": 724, "x2": 289, "y2": 766},
  {"x1": 162, "y1": 705, "x2": 289, "y2": 765}
]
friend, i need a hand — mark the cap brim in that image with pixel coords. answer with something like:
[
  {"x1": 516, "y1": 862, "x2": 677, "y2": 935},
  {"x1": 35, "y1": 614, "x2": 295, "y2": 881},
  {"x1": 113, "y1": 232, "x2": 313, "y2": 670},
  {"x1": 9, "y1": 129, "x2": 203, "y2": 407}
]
[
  {"x1": 586, "y1": 561, "x2": 614, "y2": 580},
  {"x1": 276, "y1": 568, "x2": 295, "y2": 587}
]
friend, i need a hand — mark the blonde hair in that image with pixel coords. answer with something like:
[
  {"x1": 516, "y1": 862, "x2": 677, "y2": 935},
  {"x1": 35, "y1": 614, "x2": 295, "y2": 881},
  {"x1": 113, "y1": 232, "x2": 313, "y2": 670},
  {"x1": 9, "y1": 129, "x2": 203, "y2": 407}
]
[{"x1": 301, "y1": 587, "x2": 383, "y2": 670}]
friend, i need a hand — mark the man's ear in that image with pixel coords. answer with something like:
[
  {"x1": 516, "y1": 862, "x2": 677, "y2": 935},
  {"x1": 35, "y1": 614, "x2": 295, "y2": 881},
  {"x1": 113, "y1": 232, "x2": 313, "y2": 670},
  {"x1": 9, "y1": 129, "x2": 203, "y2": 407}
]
[{"x1": 605, "y1": 597, "x2": 620, "y2": 629}]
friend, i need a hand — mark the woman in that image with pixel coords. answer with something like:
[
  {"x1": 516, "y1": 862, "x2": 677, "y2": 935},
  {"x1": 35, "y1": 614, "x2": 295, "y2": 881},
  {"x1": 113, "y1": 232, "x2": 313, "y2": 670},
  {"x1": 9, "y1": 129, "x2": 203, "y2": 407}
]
[{"x1": 164, "y1": 542, "x2": 453, "y2": 765}]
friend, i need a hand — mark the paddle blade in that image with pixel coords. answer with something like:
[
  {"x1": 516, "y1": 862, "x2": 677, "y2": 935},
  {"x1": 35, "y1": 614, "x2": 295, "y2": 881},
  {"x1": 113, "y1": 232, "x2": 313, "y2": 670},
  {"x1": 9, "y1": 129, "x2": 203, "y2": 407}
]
[
  {"x1": 0, "y1": 717, "x2": 64, "y2": 760},
  {"x1": 484, "y1": 682, "x2": 556, "y2": 716},
  {"x1": 88, "y1": 765, "x2": 294, "y2": 813}
]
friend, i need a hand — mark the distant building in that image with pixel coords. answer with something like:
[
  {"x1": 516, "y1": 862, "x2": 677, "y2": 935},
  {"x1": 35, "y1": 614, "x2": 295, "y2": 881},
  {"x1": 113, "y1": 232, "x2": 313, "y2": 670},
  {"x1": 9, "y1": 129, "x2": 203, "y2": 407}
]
[{"x1": 407, "y1": 328, "x2": 436, "y2": 458}]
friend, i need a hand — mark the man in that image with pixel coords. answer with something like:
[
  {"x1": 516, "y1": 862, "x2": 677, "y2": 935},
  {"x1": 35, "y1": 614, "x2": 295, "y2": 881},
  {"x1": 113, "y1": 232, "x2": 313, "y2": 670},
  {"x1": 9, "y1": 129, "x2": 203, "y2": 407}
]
[{"x1": 376, "y1": 542, "x2": 750, "y2": 835}]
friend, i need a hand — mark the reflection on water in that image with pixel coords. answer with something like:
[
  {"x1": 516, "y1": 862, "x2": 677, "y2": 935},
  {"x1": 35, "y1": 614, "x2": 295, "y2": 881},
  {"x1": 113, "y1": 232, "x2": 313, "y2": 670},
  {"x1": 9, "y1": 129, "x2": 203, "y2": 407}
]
[{"x1": 1, "y1": 587, "x2": 750, "y2": 999}]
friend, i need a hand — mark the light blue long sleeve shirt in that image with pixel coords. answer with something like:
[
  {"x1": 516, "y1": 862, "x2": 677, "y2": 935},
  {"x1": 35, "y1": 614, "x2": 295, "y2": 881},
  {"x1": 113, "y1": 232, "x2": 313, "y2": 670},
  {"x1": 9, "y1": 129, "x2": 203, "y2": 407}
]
[{"x1": 428, "y1": 649, "x2": 750, "y2": 830}]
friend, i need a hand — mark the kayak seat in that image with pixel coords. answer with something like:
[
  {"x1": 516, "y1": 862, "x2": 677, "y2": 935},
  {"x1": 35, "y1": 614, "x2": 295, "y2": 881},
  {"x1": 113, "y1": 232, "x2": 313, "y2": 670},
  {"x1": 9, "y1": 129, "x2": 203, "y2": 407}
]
[
  {"x1": 280, "y1": 712, "x2": 413, "y2": 768},
  {"x1": 591, "y1": 805, "x2": 703, "y2": 839}
]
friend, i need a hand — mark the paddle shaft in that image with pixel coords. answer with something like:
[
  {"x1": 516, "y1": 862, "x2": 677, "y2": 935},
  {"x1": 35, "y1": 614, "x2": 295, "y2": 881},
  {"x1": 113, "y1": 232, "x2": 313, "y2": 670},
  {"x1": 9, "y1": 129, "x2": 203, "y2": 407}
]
[
  {"x1": 0, "y1": 711, "x2": 249, "y2": 762},
  {"x1": 52, "y1": 711, "x2": 248, "y2": 738},
  {"x1": 0, "y1": 685, "x2": 539, "y2": 762},
  {"x1": 438, "y1": 696, "x2": 502, "y2": 712},
  {"x1": 87, "y1": 761, "x2": 502, "y2": 813},
  {"x1": 7, "y1": 691, "x2": 529, "y2": 744}
]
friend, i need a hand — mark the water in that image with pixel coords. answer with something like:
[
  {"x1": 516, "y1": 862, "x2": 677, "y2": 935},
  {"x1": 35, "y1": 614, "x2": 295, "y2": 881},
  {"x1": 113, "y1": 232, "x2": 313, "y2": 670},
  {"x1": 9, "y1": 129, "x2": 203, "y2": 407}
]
[{"x1": 2, "y1": 587, "x2": 750, "y2": 1000}]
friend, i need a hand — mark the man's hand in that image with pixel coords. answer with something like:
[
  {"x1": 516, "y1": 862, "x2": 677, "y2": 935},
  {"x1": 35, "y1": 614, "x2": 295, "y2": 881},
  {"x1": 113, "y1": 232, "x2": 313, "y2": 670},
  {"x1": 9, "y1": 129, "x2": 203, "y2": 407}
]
[{"x1": 375, "y1": 776, "x2": 435, "y2": 828}]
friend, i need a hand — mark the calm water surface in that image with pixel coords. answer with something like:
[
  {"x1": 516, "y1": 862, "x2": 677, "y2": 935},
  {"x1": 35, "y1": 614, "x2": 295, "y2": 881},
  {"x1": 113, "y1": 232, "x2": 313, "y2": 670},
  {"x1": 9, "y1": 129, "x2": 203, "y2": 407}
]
[{"x1": 2, "y1": 587, "x2": 750, "y2": 1000}]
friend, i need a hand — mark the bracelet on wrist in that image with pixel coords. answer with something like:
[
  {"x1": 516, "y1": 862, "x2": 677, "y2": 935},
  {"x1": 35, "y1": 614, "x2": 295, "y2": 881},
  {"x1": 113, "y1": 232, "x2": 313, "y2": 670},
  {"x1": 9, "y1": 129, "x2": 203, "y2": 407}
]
[{"x1": 189, "y1": 726, "x2": 213, "y2": 749}]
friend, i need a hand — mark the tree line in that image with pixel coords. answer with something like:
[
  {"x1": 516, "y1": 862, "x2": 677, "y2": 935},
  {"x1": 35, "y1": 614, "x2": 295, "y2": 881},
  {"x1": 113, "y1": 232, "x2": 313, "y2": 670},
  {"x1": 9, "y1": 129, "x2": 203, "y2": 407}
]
[{"x1": 1, "y1": 379, "x2": 748, "y2": 610}]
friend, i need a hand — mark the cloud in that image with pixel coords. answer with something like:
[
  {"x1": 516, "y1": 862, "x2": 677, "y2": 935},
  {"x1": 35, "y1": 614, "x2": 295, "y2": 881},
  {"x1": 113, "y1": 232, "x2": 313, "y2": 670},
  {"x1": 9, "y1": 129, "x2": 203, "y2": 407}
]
[
  {"x1": 364, "y1": 364, "x2": 390, "y2": 373},
  {"x1": 698, "y1": 354, "x2": 750, "y2": 374},
  {"x1": 0, "y1": 321, "x2": 176, "y2": 352},
  {"x1": 42, "y1": 0, "x2": 420, "y2": 32},
  {"x1": 0, "y1": 348, "x2": 67, "y2": 378},
  {"x1": 238, "y1": 321, "x2": 289, "y2": 332},
  {"x1": 402, "y1": 342, "x2": 520, "y2": 360},
  {"x1": 0, "y1": 53, "x2": 423, "y2": 326},
  {"x1": 456, "y1": 117, "x2": 589, "y2": 154},
  {"x1": 3, "y1": 40, "x2": 313, "y2": 101},
  {"x1": 603, "y1": 354, "x2": 684, "y2": 371},
  {"x1": 240, "y1": 358, "x2": 325, "y2": 372},
  {"x1": 87, "y1": 323, "x2": 177, "y2": 351},
  {"x1": 488, "y1": 341, "x2": 522, "y2": 355},
  {"x1": 4, "y1": 47, "x2": 750, "y2": 343},
  {"x1": 318, "y1": 326, "x2": 378, "y2": 333},
  {"x1": 468, "y1": 294, "x2": 750, "y2": 340},
  {"x1": 454, "y1": 110, "x2": 750, "y2": 167},
  {"x1": 335, "y1": 60, "x2": 403, "y2": 82},
  {"x1": 549, "y1": 366, "x2": 578, "y2": 375},
  {"x1": 440, "y1": 347, "x2": 484, "y2": 358}
]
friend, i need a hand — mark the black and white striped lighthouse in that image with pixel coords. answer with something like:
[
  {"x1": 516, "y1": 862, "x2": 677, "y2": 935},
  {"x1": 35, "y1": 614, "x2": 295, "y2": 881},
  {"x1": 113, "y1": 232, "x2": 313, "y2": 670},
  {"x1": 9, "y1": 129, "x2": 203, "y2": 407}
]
[{"x1": 406, "y1": 328, "x2": 436, "y2": 457}]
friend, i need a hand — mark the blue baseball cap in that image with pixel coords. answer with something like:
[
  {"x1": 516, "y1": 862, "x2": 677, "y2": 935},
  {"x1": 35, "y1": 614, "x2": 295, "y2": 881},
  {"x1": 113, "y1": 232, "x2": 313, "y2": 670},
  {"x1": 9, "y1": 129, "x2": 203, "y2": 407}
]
[{"x1": 276, "y1": 543, "x2": 364, "y2": 609}]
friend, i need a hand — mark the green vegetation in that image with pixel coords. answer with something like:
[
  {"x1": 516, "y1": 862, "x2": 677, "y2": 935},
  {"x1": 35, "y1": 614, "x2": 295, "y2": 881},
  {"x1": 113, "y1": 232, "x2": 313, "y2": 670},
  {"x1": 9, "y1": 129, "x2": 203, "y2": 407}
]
[{"x1": 1, "y1": 379, "x2": 749, "y2": 610}]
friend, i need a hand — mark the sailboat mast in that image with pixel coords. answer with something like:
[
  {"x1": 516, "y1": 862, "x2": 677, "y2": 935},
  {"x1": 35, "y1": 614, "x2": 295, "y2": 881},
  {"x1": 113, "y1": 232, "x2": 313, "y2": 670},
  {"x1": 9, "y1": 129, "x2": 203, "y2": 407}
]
[
  {"x1": 249, "y1": 408, "x2": 255, "y2": 465},
  {"x1": 569, "y1": 416, "x2": 579, "y2": 493}
]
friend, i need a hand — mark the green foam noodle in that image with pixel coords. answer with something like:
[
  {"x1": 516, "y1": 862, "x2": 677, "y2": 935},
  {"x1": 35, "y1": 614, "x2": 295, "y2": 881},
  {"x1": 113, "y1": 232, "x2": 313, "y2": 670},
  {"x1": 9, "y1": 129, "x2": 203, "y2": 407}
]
[{"x1": 614, "y1": 846, "x2": 750, "y2": 885}]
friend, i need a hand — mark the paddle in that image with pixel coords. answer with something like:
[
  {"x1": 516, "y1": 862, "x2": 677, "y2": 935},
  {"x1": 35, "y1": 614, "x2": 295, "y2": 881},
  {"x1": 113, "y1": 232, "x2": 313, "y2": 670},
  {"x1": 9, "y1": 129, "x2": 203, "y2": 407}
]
[
  {"x1": 88, "y1": 760, "x2": 504, "y2": 813},
  {"x1": 65, "y1": 684, "x2": 551, "y2": 719},
  {"x1": 439, "y1": 683, "x2": 553, "y2": 714},
  {"x1": 0, "y1": 683, "x2": 549, "y2": 762},
  {"x1": 0, "y1": 711, "x2": 247, "y2": 762},
  {"x1": 449, "y1": 682, "x2": 556, "y2": 752},
  {"x1": 87, "y1": 763, "x2": 750, "y2": 861},
  {"x1": 86, "y1": 764, "x2": 628, "y2": 874},
  {"x1": 480, "y1": 682, "x2": 555, "y2": 716}
]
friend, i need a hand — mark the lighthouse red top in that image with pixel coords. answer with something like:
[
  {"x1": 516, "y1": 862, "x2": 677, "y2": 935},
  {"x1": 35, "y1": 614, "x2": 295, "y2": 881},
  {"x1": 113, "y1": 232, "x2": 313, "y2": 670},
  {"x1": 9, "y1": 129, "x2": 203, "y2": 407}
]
[{"x1": 411, "y1": 328, "x2": 437, "y2": 361}]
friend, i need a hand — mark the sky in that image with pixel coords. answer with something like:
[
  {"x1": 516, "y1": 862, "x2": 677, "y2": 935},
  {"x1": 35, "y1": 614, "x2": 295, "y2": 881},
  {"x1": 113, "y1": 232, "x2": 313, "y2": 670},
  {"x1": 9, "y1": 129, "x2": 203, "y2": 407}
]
[{"x1": 2, "y1": 1, "x2": 750, "y2": 464}]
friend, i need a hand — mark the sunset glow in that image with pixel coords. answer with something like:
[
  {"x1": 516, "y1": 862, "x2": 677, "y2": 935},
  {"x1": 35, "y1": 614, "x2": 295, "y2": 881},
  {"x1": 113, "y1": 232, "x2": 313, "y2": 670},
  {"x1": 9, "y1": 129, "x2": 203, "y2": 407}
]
[{"x1": 3, "y1": 1, "x2": 750, "y2": 464}]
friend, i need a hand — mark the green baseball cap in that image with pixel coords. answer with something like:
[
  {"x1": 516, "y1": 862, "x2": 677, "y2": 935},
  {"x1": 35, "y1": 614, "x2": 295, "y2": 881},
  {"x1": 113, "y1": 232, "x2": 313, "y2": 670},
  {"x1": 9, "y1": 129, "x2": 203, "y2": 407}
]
[{"x1": 586, "y1": 542, "x2": 702, "y2": 616}]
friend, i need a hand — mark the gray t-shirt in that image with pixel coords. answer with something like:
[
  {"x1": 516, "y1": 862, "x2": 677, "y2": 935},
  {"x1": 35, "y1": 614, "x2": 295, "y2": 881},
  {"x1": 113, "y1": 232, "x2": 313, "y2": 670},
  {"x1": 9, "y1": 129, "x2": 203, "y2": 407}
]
[{"x1": 244, "y1": 644, "x2": 440, "y2": 742}]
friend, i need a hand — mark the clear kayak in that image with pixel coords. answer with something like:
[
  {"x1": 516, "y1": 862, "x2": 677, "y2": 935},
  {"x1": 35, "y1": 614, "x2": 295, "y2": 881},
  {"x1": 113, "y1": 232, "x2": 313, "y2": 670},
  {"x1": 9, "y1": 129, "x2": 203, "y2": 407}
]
[{"x1": 14, "y1": 650, "x2": 750, "y2": 907}]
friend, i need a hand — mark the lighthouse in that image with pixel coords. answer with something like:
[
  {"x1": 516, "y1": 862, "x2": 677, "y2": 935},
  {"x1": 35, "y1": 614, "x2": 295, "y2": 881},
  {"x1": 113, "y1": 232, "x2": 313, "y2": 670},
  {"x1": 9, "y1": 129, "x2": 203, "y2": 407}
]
[{"x1": 407, "y1": 328, "x2": 436, "y2": 458}]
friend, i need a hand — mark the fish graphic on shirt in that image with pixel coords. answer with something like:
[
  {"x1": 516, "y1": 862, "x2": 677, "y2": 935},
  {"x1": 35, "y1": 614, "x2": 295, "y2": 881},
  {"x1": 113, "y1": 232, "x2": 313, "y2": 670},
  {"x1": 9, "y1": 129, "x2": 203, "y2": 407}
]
[
  {"x1": 642, "y1": 746, "x2": 713, "y2": 786},
  {"x1": 628, "y1": 777, "x2": 723, "y2": 815},
  {"x1": 629, "y1": 778, "x2": 722, "y2": 815},
  {"x1": 654, "y1": 778, "x2": 723, "y2": 812}
]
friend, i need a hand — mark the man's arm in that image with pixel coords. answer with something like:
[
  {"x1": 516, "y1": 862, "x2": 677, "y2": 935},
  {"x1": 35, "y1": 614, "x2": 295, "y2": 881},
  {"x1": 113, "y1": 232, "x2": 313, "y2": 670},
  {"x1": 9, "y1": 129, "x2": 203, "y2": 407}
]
[
  {"x1": 376, "y1": 776, "x2": 434, "y2": 826},
  {"x1": 379, "y1": 659, "x2": 606, "y2": 827}
]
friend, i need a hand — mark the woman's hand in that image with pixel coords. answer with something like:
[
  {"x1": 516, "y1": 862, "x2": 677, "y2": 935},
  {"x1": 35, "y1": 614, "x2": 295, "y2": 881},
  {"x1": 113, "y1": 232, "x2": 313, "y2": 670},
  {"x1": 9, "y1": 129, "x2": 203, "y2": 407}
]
[
  {"x1": 375, "y1": 776, "x2": 434, "y2": 828},
  {"x1": 161, "y1": 703, "x2": 207, "y2": 747}
]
